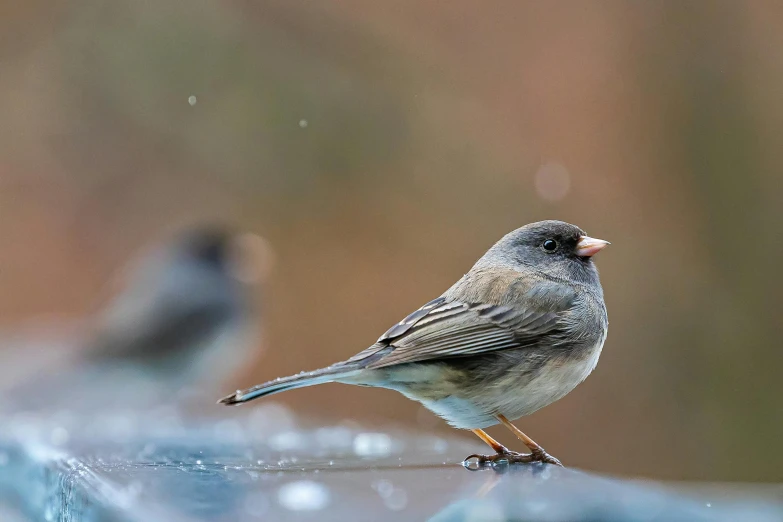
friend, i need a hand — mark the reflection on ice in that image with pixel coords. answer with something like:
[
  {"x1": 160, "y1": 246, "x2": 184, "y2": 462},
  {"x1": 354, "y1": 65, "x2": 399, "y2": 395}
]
[
  {"x1": 212, "y1": 419, "x2": 246, "y2": 444},
  {"x1": 383, "y1": 487, "x2": 408, "y2": 511},
  {"x1": 372, "y1": 478, "x2": 394, "y2": 497},
  {"x1": 314, "y1": 426, "x2": 354, "y2": 451},
  {"x1": 353, "y1": 432, "x2": 394, "y2": 457},
  {"x1": 372, "y1": 479, "x2": 408, "y2": 511},
  {"x1": 277, "y1": 480, "x2": 330, "y2": 511},
  {"x1": 268, "y1": 431, "x2": 307, "y2": 452}
]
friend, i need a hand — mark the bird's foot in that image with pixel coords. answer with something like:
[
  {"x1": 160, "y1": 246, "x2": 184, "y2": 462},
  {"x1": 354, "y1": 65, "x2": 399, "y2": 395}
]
[
  {"x1": 528, "y1": 447, "x2": 563, "y2": 466},
  {"x1": 463, "y1": 448, "x2": 563, "y2": 469}
]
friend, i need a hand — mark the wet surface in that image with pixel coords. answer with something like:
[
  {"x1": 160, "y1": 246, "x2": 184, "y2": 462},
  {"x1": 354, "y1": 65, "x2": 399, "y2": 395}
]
[{"x1": 1, "y1": 405, "x2": 781, "y2": 521}]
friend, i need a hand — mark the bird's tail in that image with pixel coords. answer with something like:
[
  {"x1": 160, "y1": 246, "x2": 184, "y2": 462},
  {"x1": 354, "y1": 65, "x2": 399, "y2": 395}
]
[{"x1": 218, "y1": 365, "x2": 359, "y2": 405}]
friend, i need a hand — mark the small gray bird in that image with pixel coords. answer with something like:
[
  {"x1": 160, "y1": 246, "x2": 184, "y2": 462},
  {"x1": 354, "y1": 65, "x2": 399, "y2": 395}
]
[
  {"x1": 220, "y1": 221, "x2": 608, "y2": 466},
  {"x1": 86, "y1": 227, "x2": 262, "y2": 391},
  {"x1": 8, "y1": 226, "x2": 266, "y2": 412}
]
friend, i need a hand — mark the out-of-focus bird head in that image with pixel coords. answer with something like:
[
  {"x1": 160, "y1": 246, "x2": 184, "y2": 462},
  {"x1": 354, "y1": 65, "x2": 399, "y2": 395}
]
[{"x1": 175, "y1": 227, "x2": 274, "y2": 286}]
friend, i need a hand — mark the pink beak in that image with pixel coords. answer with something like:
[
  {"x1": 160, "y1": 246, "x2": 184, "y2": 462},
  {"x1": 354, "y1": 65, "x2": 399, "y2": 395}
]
[{"x1": 576, "y1": 235, "x2": 610, "y2": 257}]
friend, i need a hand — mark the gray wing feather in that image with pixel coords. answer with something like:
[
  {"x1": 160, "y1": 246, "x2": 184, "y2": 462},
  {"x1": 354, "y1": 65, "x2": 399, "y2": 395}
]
[{"x1": 349, "y1": 279, "x2": 576, "y2": 369}]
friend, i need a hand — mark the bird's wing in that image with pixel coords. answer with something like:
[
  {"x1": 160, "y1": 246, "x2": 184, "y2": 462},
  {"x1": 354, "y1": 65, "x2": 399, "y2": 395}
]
[
  {"x1": 91, "y1": 303, "x2": 235, "y2": 363},
  {"x1": 347, "y1": 279, "x2": 577, "y2": 369},
  {"x1": 88, "y1": 263, "x2": 237, "y2": 362}
]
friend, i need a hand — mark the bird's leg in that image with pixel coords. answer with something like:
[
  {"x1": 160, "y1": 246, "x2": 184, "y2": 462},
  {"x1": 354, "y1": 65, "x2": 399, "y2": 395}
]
[
  {"x1": 465, "y1": 429, "x2": 536, "y2": 466},
  {"x1": 471, "y1": 428, "x2": 511, "y2": 454},
  {"x1": 496, "y1": 414, "x2": 563, "y2": 466}
]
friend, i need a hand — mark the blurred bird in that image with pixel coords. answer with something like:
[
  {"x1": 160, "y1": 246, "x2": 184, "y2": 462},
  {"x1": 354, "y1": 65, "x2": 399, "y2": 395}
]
[
  {"x1": 8, "y1": 226, "x2": 268, "y2": 412},
  {"x1": 220, "y1": 220, "x2": 608, "y2": 466}
]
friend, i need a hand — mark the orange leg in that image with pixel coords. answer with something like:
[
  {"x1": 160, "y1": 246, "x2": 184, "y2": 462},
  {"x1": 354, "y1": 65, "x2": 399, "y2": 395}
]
[
  {"x1": 464, "y1": 420, "x2": 563, "y2": 468},
  {"x1": 465, "y1": 426, "x2": 540, "y2": 468},
  {"x1": 471, "y1": 429, "x2": 509, "y2": 454}
]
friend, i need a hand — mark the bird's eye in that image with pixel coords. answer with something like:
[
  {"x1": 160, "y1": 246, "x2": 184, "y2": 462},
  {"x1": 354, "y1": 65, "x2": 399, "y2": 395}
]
[{"x1": 542, "y1": 239, "x2": 558, "y2": 252}]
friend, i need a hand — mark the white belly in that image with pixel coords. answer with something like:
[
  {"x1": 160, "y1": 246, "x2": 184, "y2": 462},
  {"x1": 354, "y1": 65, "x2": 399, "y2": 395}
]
[
  {"x1": 501, "y1": 341, "x2": 603, "y2": 419},
  {"x1": 422, "y1": 338, "x2": 605, "y2": 430}
]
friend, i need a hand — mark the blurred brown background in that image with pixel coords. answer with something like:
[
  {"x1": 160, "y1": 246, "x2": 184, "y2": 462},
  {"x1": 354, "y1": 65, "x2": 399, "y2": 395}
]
[{"x1": 1, "y1": 1, "x2": 781, "y2": 482}]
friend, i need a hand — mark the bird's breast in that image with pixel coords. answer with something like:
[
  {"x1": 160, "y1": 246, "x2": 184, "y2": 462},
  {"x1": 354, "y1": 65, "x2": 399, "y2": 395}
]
[{"x1": 516, "y1": 339, "x2": 604, "y2": 411}]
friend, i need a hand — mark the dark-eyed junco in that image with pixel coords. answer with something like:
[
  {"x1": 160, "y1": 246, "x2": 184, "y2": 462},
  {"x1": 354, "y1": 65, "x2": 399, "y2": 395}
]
[
  {"x1": 220, "y1": 221, "x2": 608, "y2": 466},
  {"x1": 8, "y1": 226, "x2": 268, "y2": 412}
]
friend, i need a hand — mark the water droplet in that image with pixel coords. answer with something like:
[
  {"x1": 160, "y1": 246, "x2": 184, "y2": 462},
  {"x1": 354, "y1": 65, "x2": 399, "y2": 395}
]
[
  {"x1": 462, "y1": 456, "x2": 481, "y2": 470},
  {"x1": 706, "y1": 503, "x2": 712, "y2": 508},
  {"x1": 491, "y1": 457, "x2": 509, "y2": 468},
  {"x1": 188, "y1": 95, "x2": 197, "y2": 106},
  {"x1": 298, "y1": 119, "x2": 308, "y2": 128}
]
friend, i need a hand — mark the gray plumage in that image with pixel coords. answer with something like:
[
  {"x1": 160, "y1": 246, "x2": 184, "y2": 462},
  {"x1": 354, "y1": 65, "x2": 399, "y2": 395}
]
[
  {"x1": 8, "y1": 226, "x2": 259, "y2": 412},
  {"x1": 87, "y1": 228, "x2": 250, "y2": 378},
  {"x1": 220, "y1": 220, "x2": 607, "y2": 431}
]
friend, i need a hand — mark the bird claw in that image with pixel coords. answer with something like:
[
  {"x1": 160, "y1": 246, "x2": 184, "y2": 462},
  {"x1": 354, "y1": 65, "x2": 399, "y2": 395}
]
[
  {"x1": 463, "y1": 448, "x2": 563, "y2": 470},
  {"x1": 530, "y1": 448, "x2": 563, "y2": 467},
  {"x1": 464, "y1": 450, "x2": 533, "y2": 469}
]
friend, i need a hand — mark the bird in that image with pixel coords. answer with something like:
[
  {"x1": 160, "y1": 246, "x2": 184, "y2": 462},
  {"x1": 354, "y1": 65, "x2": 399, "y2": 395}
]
[
  {"x1": 6, "y1": 225, "x2": 268, "y2": 412},
  {"x1": 219, "y1": 220, "x2": 608, "y2": 466}
]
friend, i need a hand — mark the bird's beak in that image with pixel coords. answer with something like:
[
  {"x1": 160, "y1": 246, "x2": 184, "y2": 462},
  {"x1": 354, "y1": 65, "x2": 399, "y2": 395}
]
[{"x1": 576, "y1": 236, "x2": 610, "y2": 257}]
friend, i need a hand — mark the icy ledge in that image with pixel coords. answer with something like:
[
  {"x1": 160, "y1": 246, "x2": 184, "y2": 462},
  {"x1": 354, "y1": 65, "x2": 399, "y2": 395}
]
[{"x1": 0, "y1": 408, "x2": 781, "y2": 521}]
